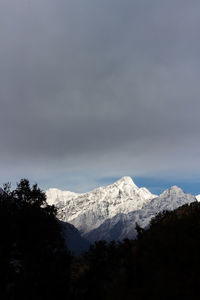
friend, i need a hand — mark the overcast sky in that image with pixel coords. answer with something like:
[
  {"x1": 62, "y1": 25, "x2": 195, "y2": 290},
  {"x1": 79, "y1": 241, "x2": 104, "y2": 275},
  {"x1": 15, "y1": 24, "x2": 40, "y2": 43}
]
[{"x1": 1, "y1": 0, "x2": 200, "y2": 193}]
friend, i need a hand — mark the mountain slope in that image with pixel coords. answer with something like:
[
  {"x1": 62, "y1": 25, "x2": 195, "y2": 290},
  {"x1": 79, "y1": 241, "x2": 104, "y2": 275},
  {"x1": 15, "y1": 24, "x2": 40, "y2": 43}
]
[{"x1": 85, "y1": 186, "x2": 197, "y2": 242}]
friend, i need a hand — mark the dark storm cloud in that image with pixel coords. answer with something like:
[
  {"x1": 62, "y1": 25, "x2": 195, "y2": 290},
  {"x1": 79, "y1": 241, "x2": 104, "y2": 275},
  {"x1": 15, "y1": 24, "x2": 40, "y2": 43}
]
[{"x1": 1, "y1": 0, "x2": 200, "y2": 190}]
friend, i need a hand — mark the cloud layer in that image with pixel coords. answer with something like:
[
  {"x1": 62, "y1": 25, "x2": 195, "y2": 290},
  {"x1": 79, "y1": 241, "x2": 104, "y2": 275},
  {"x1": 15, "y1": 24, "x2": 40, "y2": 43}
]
[{"x1": 1, "y1": 0, "x2": 200, "y2": 191}]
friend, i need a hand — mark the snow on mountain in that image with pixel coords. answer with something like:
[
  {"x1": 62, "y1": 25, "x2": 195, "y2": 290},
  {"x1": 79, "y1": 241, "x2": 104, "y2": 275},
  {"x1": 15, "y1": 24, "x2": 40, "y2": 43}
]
[
  {"x1": 46, "y1": 188, "x2": 77, "y2": 206},
  {"x1": 85, "y1": 186, "x2": 197, "y2": 242},
  {"x1": 46, "y1": 176, "x2": 156, "y2": 235},
  {"x1": 139, "y1": 185, "x2": 197, "y2": 229},
  {"x1": 196, "y1": 194, "x2": 200, "y2": 202}
]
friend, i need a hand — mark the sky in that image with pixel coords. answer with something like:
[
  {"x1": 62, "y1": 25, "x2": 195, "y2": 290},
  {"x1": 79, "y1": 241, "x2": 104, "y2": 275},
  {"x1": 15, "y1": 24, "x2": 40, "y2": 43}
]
[{"x1": 1, "y1": 0, "x2": 200, "y2": 194}]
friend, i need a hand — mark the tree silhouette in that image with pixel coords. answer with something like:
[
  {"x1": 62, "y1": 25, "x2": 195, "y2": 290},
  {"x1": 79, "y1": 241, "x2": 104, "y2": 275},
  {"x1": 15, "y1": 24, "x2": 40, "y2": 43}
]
[{"x1": 0, "y1": 179, "x2": 71, "y2": 299}]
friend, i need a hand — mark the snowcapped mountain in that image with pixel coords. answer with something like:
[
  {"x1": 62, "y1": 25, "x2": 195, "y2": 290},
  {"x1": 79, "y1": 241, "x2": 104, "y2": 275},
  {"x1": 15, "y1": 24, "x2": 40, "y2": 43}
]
[
  {"x1": 46, "y1": 176, "x2": 156, "y2": 235},
  {"x1": 85, "y1": 185, "x2": 197, "y2": 242},
  {"x1": 46, "y1": 177, "x2": 197, "y2": 243}
]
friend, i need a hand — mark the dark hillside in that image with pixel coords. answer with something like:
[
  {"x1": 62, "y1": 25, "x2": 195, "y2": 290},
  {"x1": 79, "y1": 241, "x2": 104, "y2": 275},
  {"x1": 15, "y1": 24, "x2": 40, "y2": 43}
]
[{"x1": 71, "y1": 201, "x2": 200, "y2": 300}]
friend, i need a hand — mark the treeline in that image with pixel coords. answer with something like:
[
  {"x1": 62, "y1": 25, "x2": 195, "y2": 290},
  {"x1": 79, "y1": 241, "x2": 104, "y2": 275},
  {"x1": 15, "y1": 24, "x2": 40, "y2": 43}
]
[{"x1": 1, "y1": 180, "x2": 200, "y2": 299}]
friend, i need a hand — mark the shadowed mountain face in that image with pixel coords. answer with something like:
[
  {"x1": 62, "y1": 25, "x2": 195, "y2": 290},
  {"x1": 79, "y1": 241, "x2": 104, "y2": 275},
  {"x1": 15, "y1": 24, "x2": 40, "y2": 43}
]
[
  {"x1": 46, "y1": 177, "x2": 197, "y2": 243},
  {"x1": 61, "y1": 222, "x2": 90, "y2": 255}
]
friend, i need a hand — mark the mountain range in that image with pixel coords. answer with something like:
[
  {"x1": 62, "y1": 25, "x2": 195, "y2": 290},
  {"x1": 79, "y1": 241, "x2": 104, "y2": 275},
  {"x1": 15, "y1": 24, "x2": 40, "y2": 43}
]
[{"x1": 46, "y1": 177, "x2": 199, "y2": 251}]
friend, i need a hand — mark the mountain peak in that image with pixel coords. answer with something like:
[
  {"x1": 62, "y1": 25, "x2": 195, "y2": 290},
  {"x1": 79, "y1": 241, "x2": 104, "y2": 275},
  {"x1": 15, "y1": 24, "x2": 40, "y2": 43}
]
[
  {"x1": 115, "y1": 176, "x2": 137, "y2": 187},
  {"x1": 169, "y1": 185, "x2": 182, "y2": 191},
  {"x1": 168, "y1": 185, "x2": 183, "y2": 193},
  {"x1": 160, "y1": 185, "x2": 183, "y2": 196}
]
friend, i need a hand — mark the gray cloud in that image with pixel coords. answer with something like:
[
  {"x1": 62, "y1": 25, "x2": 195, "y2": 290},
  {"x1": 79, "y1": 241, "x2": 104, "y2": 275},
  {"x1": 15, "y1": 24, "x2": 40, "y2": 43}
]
[{"x1": 1, "y1": 0, "x2": 200, "y2": 190}]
